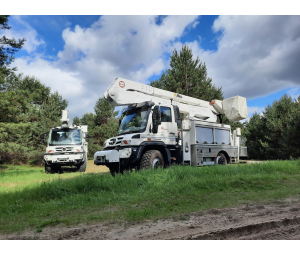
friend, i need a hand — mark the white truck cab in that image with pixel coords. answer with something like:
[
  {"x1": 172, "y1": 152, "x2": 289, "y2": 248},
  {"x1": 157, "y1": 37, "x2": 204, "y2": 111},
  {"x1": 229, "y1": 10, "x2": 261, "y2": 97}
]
[{"x1": 43, "y1": 110, "x2": 88, "y2": 174}]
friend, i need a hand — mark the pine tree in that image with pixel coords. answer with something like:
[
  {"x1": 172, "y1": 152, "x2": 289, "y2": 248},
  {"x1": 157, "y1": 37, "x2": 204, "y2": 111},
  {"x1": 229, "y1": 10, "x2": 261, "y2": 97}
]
[
  {"x1": 0, "y1": 15, "x2": 25, "y2": 88},
  {"x1": 72, "y1": 116, "x2": 81, "y2": 126},
  {"x1": 94, "y1": 97, "x2": 118, "y2": 125},
  {"x1": 0, "y1": 73, "x2": 68, "y2": 164},
  {"x1": 150, "y1": 44, "x2": 223, "y2": 101}
]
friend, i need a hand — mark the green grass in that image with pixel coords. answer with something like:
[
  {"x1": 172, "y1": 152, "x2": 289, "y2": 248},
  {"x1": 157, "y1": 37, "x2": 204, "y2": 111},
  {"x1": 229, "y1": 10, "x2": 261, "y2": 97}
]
[
  {"x1": 1, "y1": 160, "x2": 300, "y2": 234},
  {"x1": 0, "y1": 164, "x2": 91, "y2": 193}
]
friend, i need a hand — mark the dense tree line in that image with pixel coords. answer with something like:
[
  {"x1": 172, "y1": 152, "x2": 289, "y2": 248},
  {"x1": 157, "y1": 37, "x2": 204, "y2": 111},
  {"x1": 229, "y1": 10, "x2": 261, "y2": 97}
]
[
  {"x1": 0, "y1": 74, "x2": 68, "y2": 164},
  {"x1": 244, "y1": 94, "x2": 300, "y2": 160},
  {"x1": 0, "y1": 16, "x2": 68, "y2": 164}
]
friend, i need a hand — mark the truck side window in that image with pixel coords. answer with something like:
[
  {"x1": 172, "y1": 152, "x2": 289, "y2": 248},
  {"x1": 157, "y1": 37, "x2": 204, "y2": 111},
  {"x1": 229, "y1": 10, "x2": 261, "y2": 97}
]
[
  {"x1": 160, "y1": 107, "x2": 172, "y2": 122},
  {"x1": 196, "y1": 127, "x2": 214, "y2": 144},
  {"x1": 215, "y1": 129, "x2": 230, "y2": 144}
]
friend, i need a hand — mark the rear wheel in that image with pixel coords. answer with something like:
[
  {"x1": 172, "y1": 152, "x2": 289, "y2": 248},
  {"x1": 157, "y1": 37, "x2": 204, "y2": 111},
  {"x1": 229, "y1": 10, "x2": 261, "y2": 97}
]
[
  {"x1": 140, "y1": 150, "x2": 164, "y2": 170},
  {"x1": 216, "y1": 152, "x2": 227, "y2": 165}
]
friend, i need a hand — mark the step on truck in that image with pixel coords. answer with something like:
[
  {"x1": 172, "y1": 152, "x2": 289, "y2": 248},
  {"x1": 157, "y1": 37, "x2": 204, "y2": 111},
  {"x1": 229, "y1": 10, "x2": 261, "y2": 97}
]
[
  {"x1": 94, "y1": 78, "x2": 248, "y2": 176},
  {"x1": 42, "y1": 110, "x2": 89, "y2": 174}
]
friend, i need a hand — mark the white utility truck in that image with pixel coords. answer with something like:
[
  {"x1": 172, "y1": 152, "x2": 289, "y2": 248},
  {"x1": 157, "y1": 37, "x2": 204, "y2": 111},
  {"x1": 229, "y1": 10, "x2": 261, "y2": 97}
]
[
  {"x1": 43, "y1": 110, "x2": 89, "y2": 174},
  {"x1": 94, "y1": 78, "x2": 248, "y2": 176}
]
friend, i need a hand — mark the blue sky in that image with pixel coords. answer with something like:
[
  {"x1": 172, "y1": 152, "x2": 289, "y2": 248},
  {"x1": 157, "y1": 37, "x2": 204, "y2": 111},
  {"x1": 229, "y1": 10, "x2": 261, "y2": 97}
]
[{"x1": 2, "y1": 15, "x2": 300, "y2": 121}]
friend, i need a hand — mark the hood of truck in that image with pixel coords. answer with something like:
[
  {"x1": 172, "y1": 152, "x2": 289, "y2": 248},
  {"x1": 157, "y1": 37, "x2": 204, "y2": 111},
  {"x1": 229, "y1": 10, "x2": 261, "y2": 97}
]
[{"x1": 103, "y1": 132, "x2": 176, "y2": 148}]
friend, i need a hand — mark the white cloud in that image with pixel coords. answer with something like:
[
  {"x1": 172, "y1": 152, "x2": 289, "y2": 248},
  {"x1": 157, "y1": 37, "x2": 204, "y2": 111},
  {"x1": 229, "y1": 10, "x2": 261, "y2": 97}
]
[
  {"x1": 180, "y1": 16, "x2": 300, "y2": 100},
  {"x1": 287, "y1": 87, "x2": 300, "y2": 100},
  {"x1": 13, "y1": 15, "x2": 198, "y2": 120},
  {"x1": 13, "y1": 15, "x2": 300, "y2": 122},
  {"x1": 15, "y1": 57, "x2": 84, "y2": 98}
]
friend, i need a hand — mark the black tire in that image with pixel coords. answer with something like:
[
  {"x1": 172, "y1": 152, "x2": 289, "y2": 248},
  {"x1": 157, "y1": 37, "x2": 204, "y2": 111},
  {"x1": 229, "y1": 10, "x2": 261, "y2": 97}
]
[
  {"x1": 140, "y1": 150, "x2": 164, "y2": 170},
  {"x1": 77, "y1": 160, "x2": 87, "y2": 172},
  {"x1": 216, "y1": 152, "x2": 227, "y2": 165},
  {"x1": 45, "y1": 165, "x2": 52, "y2": 174}
]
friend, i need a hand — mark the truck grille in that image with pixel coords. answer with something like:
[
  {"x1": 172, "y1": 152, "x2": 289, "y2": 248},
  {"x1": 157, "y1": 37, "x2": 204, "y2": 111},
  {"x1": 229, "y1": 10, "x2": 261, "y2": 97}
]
[{"x1": 55, "y1": 147, "x2": 73, "y2": 152}]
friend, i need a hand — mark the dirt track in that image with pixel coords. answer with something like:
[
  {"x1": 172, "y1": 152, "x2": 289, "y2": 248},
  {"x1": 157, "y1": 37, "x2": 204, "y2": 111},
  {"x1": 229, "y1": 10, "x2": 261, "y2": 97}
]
[{"x1": 1, "y1": 197, "x2": 300, "y2": 240}]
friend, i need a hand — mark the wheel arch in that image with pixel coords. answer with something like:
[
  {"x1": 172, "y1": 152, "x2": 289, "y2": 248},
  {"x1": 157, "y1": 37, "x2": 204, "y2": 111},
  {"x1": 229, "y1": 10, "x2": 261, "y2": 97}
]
[
  {"x1": 139, "y1": 142, "x2": 171, "y2": 167},
  {"x1": 217, "y1": 150, "x2": 230, "y2": 164}
]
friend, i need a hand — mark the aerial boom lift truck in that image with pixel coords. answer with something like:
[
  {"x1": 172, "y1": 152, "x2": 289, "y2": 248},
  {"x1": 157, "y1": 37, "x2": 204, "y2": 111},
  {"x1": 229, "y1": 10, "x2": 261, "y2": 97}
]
[
  {"x1": 43, "y1": 110, "x2": 89, "y2": 174},
  {"x1": 94, "y1": 78, "x2": 248, "y2": 175}
]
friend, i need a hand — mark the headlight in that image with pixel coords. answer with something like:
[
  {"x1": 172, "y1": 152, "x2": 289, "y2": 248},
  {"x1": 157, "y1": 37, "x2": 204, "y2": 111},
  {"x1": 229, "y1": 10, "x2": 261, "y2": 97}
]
[{"x1": 119, "y1": 148, "x2": 132, "y2": 158}]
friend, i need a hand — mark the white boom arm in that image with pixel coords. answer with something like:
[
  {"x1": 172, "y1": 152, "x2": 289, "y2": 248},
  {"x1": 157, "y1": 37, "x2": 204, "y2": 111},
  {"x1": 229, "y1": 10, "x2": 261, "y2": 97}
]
[{"x1": 104, "y1": 78, "x2": 247, "y2": 122}]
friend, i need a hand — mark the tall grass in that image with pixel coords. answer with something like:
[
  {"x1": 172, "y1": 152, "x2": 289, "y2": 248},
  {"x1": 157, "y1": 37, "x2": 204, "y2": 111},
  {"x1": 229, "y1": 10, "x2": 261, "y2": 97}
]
[{"x1": 0, "y1": 160, "x2": 300, "y2": 233}]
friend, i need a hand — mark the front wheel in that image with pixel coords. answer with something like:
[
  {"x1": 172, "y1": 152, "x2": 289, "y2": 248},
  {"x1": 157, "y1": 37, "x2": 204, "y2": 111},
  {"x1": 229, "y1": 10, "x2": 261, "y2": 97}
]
[
  {"x1": 77, "y1": 160, "x2": 87, "y2": 172},
  {"x1": 216, "y1": 152, "x2": 227, "y2": 165},
  {"x1": 108, "y1": 163, "x2": 123, "y2": 177},
  {"x1": 45, "y1": 165, "x2": 52, "y2": 174},
  {"x1": 140, "y1": 150, "x2": 164, "y2": 170}
]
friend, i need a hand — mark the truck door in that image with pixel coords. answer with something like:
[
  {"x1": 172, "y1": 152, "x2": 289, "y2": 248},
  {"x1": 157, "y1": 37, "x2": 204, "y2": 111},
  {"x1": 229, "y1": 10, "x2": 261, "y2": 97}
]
[{"x1": 157, "y1": 106, "x2": 177, "y2": 140}]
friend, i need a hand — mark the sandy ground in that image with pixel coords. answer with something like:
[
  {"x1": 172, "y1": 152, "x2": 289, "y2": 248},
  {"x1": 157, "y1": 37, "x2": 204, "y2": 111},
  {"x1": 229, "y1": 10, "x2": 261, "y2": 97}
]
[
  {"x1": 85, "y1": 160, "x2": 109, "y2": 173},
  {"x1": 1, "y1": 197, "x2": 300, "y2": 240}
]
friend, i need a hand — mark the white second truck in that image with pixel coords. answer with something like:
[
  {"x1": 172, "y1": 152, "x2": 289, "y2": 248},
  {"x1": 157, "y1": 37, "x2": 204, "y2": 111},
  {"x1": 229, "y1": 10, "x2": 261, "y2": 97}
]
[
  {"x1": 43, "y1": 110, "x2": 89, "y2": 174},
  {"x1": 94, "y1": 78, "x2": 248, "y2": 176}
]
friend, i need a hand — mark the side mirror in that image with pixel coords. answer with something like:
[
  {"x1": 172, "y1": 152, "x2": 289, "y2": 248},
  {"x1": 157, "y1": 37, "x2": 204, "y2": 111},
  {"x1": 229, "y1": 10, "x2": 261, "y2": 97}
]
[{"x1": 41, "y1": 133, "x2": 47, "y2": 144}]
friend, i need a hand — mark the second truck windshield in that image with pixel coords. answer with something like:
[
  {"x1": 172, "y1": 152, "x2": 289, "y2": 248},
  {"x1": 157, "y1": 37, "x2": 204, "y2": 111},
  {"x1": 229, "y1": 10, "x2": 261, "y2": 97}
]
[{"x1": 49, "y1": 128, "x2": 82, "y2": 146}]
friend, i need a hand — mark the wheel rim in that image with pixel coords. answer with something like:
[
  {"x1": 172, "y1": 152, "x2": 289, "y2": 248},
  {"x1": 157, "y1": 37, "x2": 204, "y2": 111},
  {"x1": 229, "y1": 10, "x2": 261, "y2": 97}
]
[
  {"x1": 152, "y1": 157, "x2": 163, "y2": 168},
  {"x1": 217, "y1": 156, "x2": 225, "y2": 165}
]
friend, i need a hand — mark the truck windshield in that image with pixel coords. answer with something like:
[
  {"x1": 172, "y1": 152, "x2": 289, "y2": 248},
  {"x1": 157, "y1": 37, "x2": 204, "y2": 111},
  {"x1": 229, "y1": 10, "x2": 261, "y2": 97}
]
[
  {"x1": 118, "y1": 107, "x2": 150, "y2": 135},
  {"x1": 49, "y1": 128, "x2": 82, "y2": 146}
]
